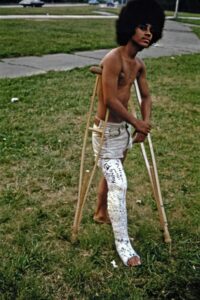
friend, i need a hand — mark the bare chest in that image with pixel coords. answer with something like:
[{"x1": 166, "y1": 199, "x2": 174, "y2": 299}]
[{"x1": 118, "y1": 59, "x2": 140, "y2": 87}]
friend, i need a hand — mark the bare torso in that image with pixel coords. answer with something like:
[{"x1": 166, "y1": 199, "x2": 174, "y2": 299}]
[{"x1": 97, "y1": 47, "x2": 143, "y2": 123}]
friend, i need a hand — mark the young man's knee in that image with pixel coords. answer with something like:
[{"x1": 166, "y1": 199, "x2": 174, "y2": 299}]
[
  {"x1": 116, "y1": 182, "x2": 127, "y2": 193},
  {"x1": 109, "y1": 181, "x2": 127, "y2": 198}
]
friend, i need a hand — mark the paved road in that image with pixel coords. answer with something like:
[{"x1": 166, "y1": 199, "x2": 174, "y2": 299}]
[{"x1": 0, "y1": 20, "x2": 199, "y2": 79}]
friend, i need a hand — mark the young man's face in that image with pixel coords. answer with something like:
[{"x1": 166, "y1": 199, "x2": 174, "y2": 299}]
[{"x1": 131, "y1": 24, "x2": 153, "y2": 48}]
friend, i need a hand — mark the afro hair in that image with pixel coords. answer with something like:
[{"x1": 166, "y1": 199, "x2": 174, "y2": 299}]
[{"x1": 116, "y1": 0, "x2": 165, "y2": 46}]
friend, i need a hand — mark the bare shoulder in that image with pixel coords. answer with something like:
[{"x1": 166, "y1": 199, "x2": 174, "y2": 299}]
[
  {"x1": 100, "y1": 48, "x2": 122, "y2": 74},
  {"x1": 136, "y1": 57, "x2": 146, "y2": 72}
]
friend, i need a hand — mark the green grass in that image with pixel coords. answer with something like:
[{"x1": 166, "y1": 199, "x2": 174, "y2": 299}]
[
  {"x1": 0, "y1": 5, "x2": 200, "y2": 298},
  {"x1": 0, "y1": 17, "x2": 200, "y2": 59},
  {"x1": 166, "y1": 10, "x2": 200, "y2": 27},
  {"x1": 176, "y1": 18, "x2": 200, "y2": 26},
  {"x1": 0, "y1": 6, "x2": 199, "y2": 59},
  {"x1": 0, "y1": 53, "x2": 200, "y2": 299},
  {"x1": 0, "y1": 19, "x2": 116, "y2": 58},
  {"x1": 0, "y1": 5, "x2": 119, "y2": 16},
  {"x1": 176, "y1": 11, "x2": 200, "y2": 18},
  {"x1": 0, "y1": 5, "x2": 118, "y2": 59},
  {"x1": 192, "y1": 27, "x2": 200, "y2": 38},
  {"x1": 166, "y1": 10, "x2": 200, "y2": 18},
  {"x1": 1, "y1": 6, "x2": 199, "y2": 17}
]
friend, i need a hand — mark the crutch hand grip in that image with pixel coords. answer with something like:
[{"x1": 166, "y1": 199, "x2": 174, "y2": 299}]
[
  {"x1": 90, "y1": 66, "x2": 102, "y2": 75},
  {"x1": 89, "y1": 127, "x2": 103, "y2": 135}
]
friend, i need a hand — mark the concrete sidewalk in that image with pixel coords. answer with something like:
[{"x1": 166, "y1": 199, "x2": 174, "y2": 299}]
[{"x1": 0, "y1": 20, "x2": 199, "y2": 79}]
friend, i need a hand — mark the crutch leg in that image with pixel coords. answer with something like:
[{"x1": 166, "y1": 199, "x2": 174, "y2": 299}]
[
  {"x1": 72, "y1": 67, "x2": 109, "y2": 241},
  {"x1": 147, "y1": 135, "x2": 171, "y2": 243},
  {"x1": 72, "y1": 170, "x2": 91, "y2": 241},
  {"x1": 78, "y1": 76, "x2": 100, "y2": 204},
  {"x1": 129, "y1": 92, "x2": 155, "y2": 190},
  {"x1": 133, "y1": 79, "x2": 171, "y2": 244},
  {"x1": 72, "y1": 76, "x2": 99, "y2": 241},
  {"x1": 72, "y1": 110, "x2": 109, "y2": 241}
]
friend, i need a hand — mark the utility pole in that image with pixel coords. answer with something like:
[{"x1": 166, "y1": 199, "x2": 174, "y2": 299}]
[{"x1": 174, "y1": 0, "x2": 180, "y2": 19}]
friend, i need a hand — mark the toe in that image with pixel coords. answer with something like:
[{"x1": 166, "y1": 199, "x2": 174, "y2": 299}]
[{"x1": 127, "y1": 256, "x2": 141, "y2": 267}]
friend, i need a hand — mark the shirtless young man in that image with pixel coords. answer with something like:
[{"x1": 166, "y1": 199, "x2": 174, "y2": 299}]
[{"x1": 92, "y1": 0, "x2": 165, "y2": 266}]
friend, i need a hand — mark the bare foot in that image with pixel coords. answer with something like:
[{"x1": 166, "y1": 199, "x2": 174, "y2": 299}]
[
  {"x1": 93, "y1": 214, "x2": 111, "y2": 224},
  {"x1": 127, "y1": 256, "x2": 141, "y2": 267}
]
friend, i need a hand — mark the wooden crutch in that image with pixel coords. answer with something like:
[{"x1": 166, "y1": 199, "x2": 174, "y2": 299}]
[
  {"x1": 72, "y1": 67, "x2": 109, "y2": 242},
  {"x1": 129, "y1": 100, "x2": 155, "y2": 191},
  {"x1": 133, "y1": 79, "x2": 171, "y2": 244}
]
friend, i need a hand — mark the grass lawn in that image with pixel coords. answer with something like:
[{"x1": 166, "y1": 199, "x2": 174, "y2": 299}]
[
  {"x1": 192, "y1": 26, "x2": 200, "y2": 39},
  {"x1": 166, "y1": 10, "x2": 200, "y2": 18},
  {"x1": 0, "y1": 52, "x2": 200, "y2": 299},
  {"x1": 0, "y1": 5, "x2": 200, "y2": 298},
  {"x1": 0, "y1": 18, "x2": 200, "y2": 59},
  {"x1": 0, "y1": 18, "x2": 116, "y2": 58},
  {"x1": 176, "y1": 18, "x2": 200, "y2": 27},
  {"x1": 0, "y1": 5, "x2": 119, "y2": 16},
  {"x1": 0, "y1": 6, "x2": 199, "y2": 59}
]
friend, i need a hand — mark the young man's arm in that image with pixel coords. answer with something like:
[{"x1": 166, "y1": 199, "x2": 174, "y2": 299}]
[
  {"x1": 133, "y1": 59, "x2": 152, "y2": 143},
  {"x1": 101, "y1": 54, "x2": 151, "y2": 135}
]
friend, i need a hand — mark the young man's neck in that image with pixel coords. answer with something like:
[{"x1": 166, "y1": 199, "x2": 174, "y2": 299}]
[{"x1": 120, "y1": 41, "x2": 143, "y2": 60}]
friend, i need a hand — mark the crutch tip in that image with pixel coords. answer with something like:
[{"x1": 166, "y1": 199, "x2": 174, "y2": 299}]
[
  {"x1": 71, "y1": 236, "x2": 77, "y2": 244},
  {"x1": 164, "y1": 234, "x2": 172, "y2": 244},
  {"x1": 71, "y1": 231, "x2": 78, "y2": 244},
  {"x1": 165, "y1": 239, "x2": 172, "y2": 244}
]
